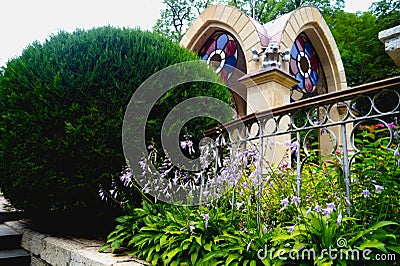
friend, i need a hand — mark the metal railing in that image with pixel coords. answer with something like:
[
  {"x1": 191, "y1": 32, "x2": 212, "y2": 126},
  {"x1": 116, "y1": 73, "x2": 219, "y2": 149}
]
[{"x1": 206, "y1": 76, "x2": 400, "y2": 217}]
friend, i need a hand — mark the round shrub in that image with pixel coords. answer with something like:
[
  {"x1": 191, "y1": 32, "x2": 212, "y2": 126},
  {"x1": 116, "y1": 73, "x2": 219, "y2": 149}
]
[{"x1": 0, "y1": 26, "x2": 230, "y2": 219}]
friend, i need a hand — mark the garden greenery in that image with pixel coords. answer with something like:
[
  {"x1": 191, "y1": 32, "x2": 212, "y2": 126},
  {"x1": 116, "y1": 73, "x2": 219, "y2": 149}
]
[
  {"x1": 0, "y1": 26, "x2": 230, "y2": 217},
  {"x1": 101, "y1": 124, "x2": 400, "y2": 265}
]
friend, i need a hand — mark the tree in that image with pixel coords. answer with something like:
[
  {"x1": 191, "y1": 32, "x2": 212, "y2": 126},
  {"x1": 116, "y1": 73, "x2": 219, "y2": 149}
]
[
  {"x1": 369, "y1": 0, "x2": 400, "y2": 27},
  {"x1": 329, "y1": 0, "x2": 400, "y2": 86},
  {"x1": 153, "y1": 0, "x2": 345, "y2": 41},
  {"x1": 153, "y1": 0, "x2": 215, "y2": 42}
]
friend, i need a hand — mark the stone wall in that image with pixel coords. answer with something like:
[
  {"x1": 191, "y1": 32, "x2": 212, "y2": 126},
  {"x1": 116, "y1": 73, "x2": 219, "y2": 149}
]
[{"x1": 5, "y1": 220, "x2": 148, "y2": 266}]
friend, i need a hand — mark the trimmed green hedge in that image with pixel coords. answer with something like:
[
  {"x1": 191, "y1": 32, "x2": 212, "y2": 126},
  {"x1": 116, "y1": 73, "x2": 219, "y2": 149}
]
[{"x1": 0, "y1": 26, "x2": 230, "y2": 217}]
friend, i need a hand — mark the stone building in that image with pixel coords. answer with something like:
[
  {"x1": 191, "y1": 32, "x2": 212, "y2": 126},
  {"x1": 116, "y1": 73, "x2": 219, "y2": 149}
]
[{"x1": 180, "y1": 4, "x2": 349, "y2": 163}]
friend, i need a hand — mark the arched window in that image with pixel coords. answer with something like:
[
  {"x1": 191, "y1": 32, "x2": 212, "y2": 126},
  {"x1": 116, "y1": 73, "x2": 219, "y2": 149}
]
[
  {"x1": 198, "y1": 31, "x2": 239, "y2": 81},
  {"x1": 290, "y1": 33, "x2": 328, "y2": 101}
]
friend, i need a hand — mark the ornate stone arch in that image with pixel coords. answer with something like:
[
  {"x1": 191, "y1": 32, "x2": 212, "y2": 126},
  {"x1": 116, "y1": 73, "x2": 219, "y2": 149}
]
[
  {"x1": 180, "y1": 5, "x2": 269, "y2": 116},
  {"x1": 275, "y1": 6, "x2": 347, "y2": 92},
  {"x1": 180, "y1": 4, "x2": 268, "y2": 74},
  {"x1": 181, "y1": 5, "x2": 347, "y2": 115}
]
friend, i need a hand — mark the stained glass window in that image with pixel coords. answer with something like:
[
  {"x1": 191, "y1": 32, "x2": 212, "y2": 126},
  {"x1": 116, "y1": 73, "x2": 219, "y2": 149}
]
[
  {"x1": 290, "y1": 33, "x2": 327, "y2": 101},
  {"x1": 198, "y1": 31, "x2": 238, "y2": 81}
]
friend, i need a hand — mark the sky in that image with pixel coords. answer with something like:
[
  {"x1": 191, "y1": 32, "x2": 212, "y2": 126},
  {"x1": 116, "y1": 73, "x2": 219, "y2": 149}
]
[{"x1": 0, "y1": 0, "x2": 376, "y2": 67}]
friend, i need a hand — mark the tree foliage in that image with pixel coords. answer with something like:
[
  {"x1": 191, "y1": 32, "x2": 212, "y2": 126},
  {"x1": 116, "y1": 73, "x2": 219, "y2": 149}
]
[
  {"x1": 153, "y1": 0, "x2": 215, "y2": 42},
  {"x1": 370, "y1": 0, "x2": 400, "y2": 25},
  {"x1": 226, "y1": 0, "x2": 344, "y2": 21},
  {"x1": 153, "y1": 0, "x2": 345, "y2": 41},
  {"x1": 329, "y1": 0, "x2": 400, "y2": 86}
]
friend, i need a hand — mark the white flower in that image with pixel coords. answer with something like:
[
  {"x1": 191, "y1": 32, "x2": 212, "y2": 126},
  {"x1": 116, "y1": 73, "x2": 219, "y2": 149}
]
[{"x1": 189, "y1": 222, "x2": 195, "y2": 233}]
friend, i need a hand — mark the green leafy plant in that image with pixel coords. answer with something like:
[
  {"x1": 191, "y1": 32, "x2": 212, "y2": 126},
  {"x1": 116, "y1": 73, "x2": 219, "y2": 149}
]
[
  {"x1": 101, "y1": 123, "x2": 400, "y2": 264},
  {"x1": 0, "y1": 26, "x2": 229, "y2": 223}
]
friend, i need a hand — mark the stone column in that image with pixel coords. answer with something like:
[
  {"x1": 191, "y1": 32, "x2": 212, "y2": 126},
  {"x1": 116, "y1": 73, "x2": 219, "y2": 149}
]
[{"x1": 238, "y1": 67, "x2": 298, "y2": 166}]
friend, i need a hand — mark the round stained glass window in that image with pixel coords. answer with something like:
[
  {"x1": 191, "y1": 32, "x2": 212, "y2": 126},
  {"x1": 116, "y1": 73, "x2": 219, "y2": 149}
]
[
  {"x1": 290, "y1": 33, "x2": 327, "y2": 100},
  {"x1": 198, "y1": 32, "x2": 238, "y2": 81}
]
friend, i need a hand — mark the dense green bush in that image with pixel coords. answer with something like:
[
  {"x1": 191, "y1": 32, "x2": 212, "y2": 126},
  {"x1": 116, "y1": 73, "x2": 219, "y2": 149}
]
[{"x1": 0, "y1": 26, "x2": 230, "y2": 219}]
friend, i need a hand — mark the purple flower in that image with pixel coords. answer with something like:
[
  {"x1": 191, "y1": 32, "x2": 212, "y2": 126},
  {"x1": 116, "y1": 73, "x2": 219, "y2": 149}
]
[
  {"x1": 374, "y1": 184, "x2": 384, "y2": 193},
  {"x1": 200, "y1": 213, "x2": 210, "y2": 228},
  {"x1": 327, "y1": 202, "x2": 336, "y2": 210},
  {"x1": 361, "y1": 189, "x2": 371, "y2": 198},
  {"x1": 279, "y1": 197, "x2": 289, "y2": 212},
  {"x1": 288, "y1": 225, "x2": 295, "y2": 234},
  {"x1": 236, "y1": 201, "x2": 245, "y2": 210},
  {"x1": 306, "y1": 207, "x2": 312, "y2": 216},
  {"x1": 99, "y1": 187, "x2": 107, "y2": 201},
  {"x1": 109, "y1": 189, "x2": 117, "y2": 198},
  {"x1": 262, "y1": 226, "x2": 268, "y2": 234},
  {"x1": 314, "y1": 205, "x2": 322, "y2": 213},
  {"x1": 139, "y1": 160, "x2": 146, "y2": 170},
  {"x1": 284, "y1": 139, "x2": 300, "y2": 157},
  {"x1": 291, "y1": 141, "x2": 300, "y2": 157},
  {"x1": 120, "y1": 168, "x2": 133, "y2": 188},
  {"x1": 284, "y1": 140, "x2": 292, "y2": 147},
  {"x1": 281, "y1": 197, "x2": 289, "y2": 206},
  {"x1": 291, "y1": 196, "x2": 301, "y2": 204},
  {"x1": 336, "y1": 212, "x2": 342, "y2": 226},
  {"x1": 322, "y1": 202, "x2": 336, "y2": 216},
  {"x1": 322, "y1": 208, "x2": 331, "y2": 216},
  {"x1": 180, "y1": 140, "x2": 195, "y2": 154}
]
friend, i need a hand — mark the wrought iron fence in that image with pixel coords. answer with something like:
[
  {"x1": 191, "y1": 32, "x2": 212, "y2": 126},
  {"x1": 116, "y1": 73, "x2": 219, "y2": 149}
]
[{"x1": 206, "y1": 76, "x2": 400, "y2": 219}]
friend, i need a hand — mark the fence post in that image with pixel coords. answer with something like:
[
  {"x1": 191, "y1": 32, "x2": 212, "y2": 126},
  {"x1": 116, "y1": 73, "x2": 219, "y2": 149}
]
[
  {"x1": 257, "y1": 121, "x2": 264, "y2": 230},
  {"x1": 296, "y1": 131, "x2": 302, "y2": 198},
  {"x1": 341, "y1": 124, "x2": 352, "y2": 216}
]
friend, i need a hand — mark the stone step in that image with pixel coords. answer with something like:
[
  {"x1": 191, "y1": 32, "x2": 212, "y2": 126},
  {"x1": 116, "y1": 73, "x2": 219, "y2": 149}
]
[
  {"x1": 0, "y1": 249, "x2": 30, "y2": 266},
  {"x1": 0, "y1": 224, "x2": 22, "y2": 250}
]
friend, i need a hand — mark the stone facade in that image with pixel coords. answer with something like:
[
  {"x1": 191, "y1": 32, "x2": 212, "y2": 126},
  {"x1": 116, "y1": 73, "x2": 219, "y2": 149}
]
[
  {"x1": 181, "y1": 5, "x2": 349, "y2": 164},
  {"x1": 181, "y1": 5, "x2": 348, "y2": 112}
]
